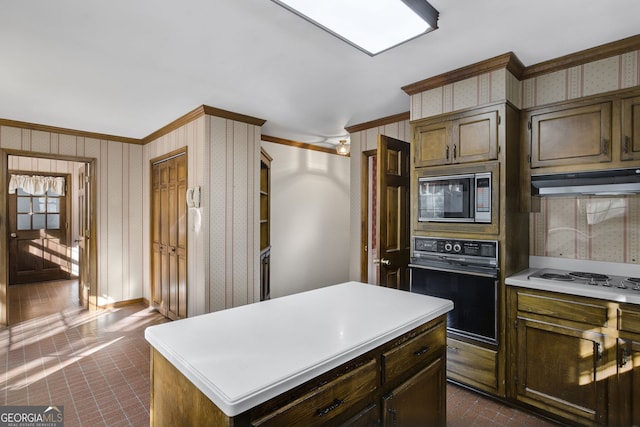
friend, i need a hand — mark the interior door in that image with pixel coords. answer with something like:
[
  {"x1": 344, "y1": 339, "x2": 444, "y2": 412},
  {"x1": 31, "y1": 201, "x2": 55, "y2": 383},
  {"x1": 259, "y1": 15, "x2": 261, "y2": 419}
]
[
  {"x1": 151, "y1": 152, "x2": 187, "y2": 320},
  {"x1": 77, "y1": 164, "x2": 89, "y2": 309},
  {"x1": 376, "y1": 135, "x2": 410, "y2": 290},
  {"x1": 8, "y1": 173, "x2": 70, "y2": 284}
]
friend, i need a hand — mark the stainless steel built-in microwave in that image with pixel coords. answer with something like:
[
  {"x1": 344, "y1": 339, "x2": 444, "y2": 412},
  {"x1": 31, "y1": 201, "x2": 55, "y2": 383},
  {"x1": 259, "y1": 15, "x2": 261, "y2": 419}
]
[{"x1": 418, "y1": 172, "x2": 491, "y2": 223}]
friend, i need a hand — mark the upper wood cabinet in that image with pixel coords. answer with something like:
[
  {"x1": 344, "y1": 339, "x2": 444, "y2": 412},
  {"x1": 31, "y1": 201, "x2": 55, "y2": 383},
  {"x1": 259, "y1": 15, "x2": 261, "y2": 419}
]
[
  {"x1": 413, "y1": 109, "x2": 498, "y2": 167},
  {"x1": 622, "y1": 95, "x2": 640, "y2": 161},
  {"x1": 528, "y1": 102, "x2": 613, "y2": 168}
]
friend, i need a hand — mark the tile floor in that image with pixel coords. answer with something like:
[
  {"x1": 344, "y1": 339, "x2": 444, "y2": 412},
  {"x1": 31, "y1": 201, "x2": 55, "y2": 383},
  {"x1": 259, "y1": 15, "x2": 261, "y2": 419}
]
[{"x1": 2, "y1": 280, "x2": 558, "y2": 426}]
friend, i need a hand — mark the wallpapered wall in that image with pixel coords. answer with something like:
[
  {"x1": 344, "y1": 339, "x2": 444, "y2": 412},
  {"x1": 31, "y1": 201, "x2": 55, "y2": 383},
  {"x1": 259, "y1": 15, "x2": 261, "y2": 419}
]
[
  {"x1": 530, "y1": 196, "x2": 640, "y2": 264},
  {"x1": 407, "y1": 47, "x2": 640, "y2": 266}
]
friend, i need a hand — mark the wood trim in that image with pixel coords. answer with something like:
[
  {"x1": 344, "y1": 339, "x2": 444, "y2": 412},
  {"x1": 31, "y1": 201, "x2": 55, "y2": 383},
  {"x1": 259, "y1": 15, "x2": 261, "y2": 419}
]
[
  {"x1": 0, "y1": 118, "x2": 142, "y2": 145},
  {"x1": 401, "y1": 52, "x2": 525, "y2": 95},
  {"x1": 0, "y1": 149, "x2": 7, "y2": 326},
  {"x1": 98, "y1": 298, "x2": 146, "y2": 309},
  {"x1": 142, "y1": 106, "x2": 205, "y2": 144},
  {"x1": 360, "y1": 150, "x2": 376, "y2": 283},
  {"x1": 345, "y1": 111, "x2": 410, "y2": 134},
  {"x1": 143, "y1": 105, "x2": 266, "y2": 144},
  {"x1": 202, "y1": 105, "x2": 266, "y2": 126},
  {"x1": 521, "y1": 34, "x2": 640, "y2": 79},
  {"x1": 261, "y1": 134, "x2": 346, "y2": 156},
  {"x1": 402, "y1": 35, "x2": 640, "y2": 96}
]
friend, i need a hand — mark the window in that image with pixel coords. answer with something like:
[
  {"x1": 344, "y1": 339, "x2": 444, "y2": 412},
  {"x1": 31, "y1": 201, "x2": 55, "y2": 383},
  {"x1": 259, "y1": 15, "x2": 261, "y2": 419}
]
[{"x1": 16, "y1": 188, "x2": 61, "y2": 231}]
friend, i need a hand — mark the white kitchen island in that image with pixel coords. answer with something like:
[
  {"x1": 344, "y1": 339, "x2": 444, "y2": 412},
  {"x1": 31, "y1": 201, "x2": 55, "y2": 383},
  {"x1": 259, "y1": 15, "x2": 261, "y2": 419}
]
[{"x1": 145, "y1": 281, "x2": 453, "y2": 426}]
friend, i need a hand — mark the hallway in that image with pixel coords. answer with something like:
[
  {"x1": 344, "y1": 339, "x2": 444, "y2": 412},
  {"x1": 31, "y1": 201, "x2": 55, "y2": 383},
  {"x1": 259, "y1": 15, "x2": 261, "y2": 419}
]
[
  {"x1": 2, "y1": 280, "x2": 167, "y2": 426},
  {"x1": 2, "y1": 280, "x2": 555, "y2": 426}
]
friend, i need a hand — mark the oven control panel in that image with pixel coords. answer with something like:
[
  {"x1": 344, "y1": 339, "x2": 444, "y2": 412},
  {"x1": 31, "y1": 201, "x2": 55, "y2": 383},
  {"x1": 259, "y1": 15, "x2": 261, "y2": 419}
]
[{"x1": 412, "y1": 236, "x2": 498, "y2": 265}]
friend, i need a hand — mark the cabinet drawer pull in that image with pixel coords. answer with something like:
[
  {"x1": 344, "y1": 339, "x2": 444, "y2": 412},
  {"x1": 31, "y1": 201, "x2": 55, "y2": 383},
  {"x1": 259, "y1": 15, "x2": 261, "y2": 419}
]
[
  {"x1": 413, "y1": 346, "x2": 431, "y2": 356},
  {"x1": 316, "y1": 398, "x2": 344, "y2": 417},
  {"x1": 445, "y1": 145, "x2": 450, "y2": 160},
  {"x1": 601, "y1": 139, "x2": 608, "y2": 155},
  {"x1": 624, "y1": 136, "x2": 630, "y2": 154},
  {"x1": 453, "y1": 144, "x2": 457, "y2": 159}
]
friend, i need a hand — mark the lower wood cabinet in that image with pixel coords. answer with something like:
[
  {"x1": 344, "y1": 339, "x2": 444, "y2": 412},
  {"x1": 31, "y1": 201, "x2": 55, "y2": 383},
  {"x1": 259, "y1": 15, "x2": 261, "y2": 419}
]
[
  {"x1": 514, "y1": 317, "x2": 610, "y2": 425},
  {"x1": 151, "y1": 315, "x2": 448, "y2": 427},
  {"x1": 508, "y1": 287, "x2": 640, "y2": 426},
  {"x1": 615, "y1": 338, "x2": 640, "y2": 427},
  {"x1": 382, "y1": 357, "x2": 445, "y2": 427}
]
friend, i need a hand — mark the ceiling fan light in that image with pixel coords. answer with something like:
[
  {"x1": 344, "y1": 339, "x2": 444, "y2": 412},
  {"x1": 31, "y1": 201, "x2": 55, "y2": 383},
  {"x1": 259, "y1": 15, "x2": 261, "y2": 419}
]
[{"x1": 336, "y1": 140, "x2": 351, "y2": 155}]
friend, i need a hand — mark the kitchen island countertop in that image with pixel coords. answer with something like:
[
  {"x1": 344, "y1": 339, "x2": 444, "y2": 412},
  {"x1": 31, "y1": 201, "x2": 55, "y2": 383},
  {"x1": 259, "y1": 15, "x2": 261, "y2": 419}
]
[{"x1": 145, "y1": 281, "x2": 453, "y2": 417}]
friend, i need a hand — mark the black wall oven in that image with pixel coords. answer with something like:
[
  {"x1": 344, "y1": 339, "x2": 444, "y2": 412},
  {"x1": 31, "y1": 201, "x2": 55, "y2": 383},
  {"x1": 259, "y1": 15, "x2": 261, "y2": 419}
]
[{"x1": 410, "y1": 237, "x2": 498, "y2": 346}]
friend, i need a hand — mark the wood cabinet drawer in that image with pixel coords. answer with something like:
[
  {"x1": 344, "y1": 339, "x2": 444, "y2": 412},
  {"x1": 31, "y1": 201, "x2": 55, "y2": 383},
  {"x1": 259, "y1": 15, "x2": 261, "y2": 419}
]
[
  {"x1": 517, "y1": 291, "x2": 609, "y2": 327},
  {"x1": 382, "y1": 324, "x2": 445, "y2": 385},
  {"x1": 251, "y1": 359, "x2": 377, "y2": 427},
  {"x1": 619, "y1": 306, "x2": 640, "y2": 335},
  {"x1": 446, "y1": 338, "x2": 497, "y2": 392}
]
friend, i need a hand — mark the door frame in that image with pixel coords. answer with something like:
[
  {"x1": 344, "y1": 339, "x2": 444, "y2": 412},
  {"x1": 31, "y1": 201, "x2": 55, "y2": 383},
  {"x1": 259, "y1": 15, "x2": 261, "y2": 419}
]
[
  {"x1": 360, "y1": 149, "x2": 376, "y2": 283},
  {"x1": 0, "y1": 148, "x2": 98, "y2": 326}
]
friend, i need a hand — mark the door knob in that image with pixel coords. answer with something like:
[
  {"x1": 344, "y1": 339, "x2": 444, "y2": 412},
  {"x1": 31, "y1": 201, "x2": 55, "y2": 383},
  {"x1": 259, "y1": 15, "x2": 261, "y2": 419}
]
[
  {"x1": 10, "y1": 233, "x2": 17, "y2": 238},
  {"x1": 373, "y1": 258, "x2": 391, "y2": 266}
]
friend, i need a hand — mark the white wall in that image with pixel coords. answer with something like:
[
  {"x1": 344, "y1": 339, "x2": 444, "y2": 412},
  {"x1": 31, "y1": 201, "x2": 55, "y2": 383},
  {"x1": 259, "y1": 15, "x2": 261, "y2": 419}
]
[{"x1": 261, "y1": 141, "x2": 350, "y2": 298}]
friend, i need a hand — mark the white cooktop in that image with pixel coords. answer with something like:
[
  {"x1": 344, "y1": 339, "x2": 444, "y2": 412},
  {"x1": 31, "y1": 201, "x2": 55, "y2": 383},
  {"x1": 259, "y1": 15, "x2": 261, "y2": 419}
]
[
  {"x1": 506, "y1": 257, "x2": 640, "y2": 304},
  {"x1": 144, "y1": 281, "x2": 453, "y2": 417}
]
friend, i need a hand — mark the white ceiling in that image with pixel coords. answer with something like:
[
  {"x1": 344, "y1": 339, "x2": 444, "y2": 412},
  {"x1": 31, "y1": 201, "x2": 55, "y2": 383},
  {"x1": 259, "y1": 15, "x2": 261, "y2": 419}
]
[{"x1": 1, "y1": 1, "x2": 640, "y2": 148}]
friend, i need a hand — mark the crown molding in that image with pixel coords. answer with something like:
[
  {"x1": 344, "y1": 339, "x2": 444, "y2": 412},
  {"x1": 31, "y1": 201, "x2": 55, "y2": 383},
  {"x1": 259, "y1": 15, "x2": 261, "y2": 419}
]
[
  {"x1": 345, "y1": 111, "x2": 410, "y2": 134},
  {"x1": 402, "y1": 52, "x2": 525, "y2": 95},
  {"x1": 0, "y1": 118, "x2": 142, "y2": 145},
  {"x1": 142, "y1": 105, "x2": 266, "y2": 144},
  {"x1": 261, "y1": 134, "x2": 347, "y2": 156},
  {"x1": 521, "y1": 33, "x2": 640, "y2": 79}
]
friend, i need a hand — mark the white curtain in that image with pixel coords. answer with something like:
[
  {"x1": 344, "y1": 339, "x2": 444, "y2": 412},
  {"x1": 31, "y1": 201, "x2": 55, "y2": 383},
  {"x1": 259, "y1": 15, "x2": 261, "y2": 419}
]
[{"x1": 8, "y1": 174, "x2": 66, "y2": 196}]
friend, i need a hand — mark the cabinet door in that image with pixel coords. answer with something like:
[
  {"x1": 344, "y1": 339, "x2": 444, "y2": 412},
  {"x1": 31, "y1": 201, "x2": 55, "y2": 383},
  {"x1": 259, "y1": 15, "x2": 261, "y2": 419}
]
[
  {"x1": 414, "y1": 121, "x2": 452, "y2": 167},
  {"x1": 529, "y1": 102, "x2": 612, "y2": 168},
  {"x1": 617, "y1": 339, "x2": 640, "y2": 427},
  {"x1": 622, "y1": 95, "x2": 640, "y2": 161},
  {"x1": 515, "y1": 318, "x2": 609, "y2": 425},
  {"x1": 382, "y1": 357, "x2": 445, "y2": 427},
  {"x1": 453, "y1": 110, "x2": 498, "y2": 164}
]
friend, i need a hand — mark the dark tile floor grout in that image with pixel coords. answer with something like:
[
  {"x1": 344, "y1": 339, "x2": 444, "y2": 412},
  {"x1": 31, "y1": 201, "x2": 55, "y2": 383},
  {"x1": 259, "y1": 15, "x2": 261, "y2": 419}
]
[{"x1": 2, "y1": 280, "x2": 558, "y2": 426}]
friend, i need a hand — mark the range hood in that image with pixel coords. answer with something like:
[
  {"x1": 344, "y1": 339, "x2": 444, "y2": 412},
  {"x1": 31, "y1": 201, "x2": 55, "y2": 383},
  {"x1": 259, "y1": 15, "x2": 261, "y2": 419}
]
[{"x1": 531, "y1": 168, "x2": 640, "y2": 196}]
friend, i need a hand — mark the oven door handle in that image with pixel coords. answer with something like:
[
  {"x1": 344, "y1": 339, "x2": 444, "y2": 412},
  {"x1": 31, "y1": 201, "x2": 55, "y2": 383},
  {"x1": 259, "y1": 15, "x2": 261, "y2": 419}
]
[{"x1": 409, "y1": 263, "x2": 498, "y2": 279}]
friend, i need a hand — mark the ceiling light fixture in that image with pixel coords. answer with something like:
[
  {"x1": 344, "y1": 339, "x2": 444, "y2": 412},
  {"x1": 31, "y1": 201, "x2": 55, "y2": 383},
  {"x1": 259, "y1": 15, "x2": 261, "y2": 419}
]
[
  {"x1": 272, "y1": 0, "x2": 439, "y2": 56},
  {"x1": 336, "y1": 139, "x2": 351, "y2": 156}
]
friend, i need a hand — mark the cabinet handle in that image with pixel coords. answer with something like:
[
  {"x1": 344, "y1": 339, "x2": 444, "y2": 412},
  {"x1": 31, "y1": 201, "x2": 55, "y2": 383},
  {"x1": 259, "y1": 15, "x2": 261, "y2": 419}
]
[
  {"x1": 595, "y1": 342, "x2": 603, "y2": 362},
  {"x1": 624, "y1": 136, "x2": 631, "y2": 154},
  {"x1": 620, "y1": 346, "x2": 629, "y2": 368},
  {"x1": 453, "y1": 144, "x2": 457, "y2": 159},
  {"x1": 388, "y1": 408, "x2": 398, "y2": 426},
  {"x1": 413, "y1": 345, "x2": 431, "y2": 356},
  {"x1": 601, "y1": 139, "x2": 608, "y2": 155},
  {"x1": 445, "y1": 145, "x2": 450, "y2": 160},
  {"x1": 315, "y1": 398, "x2": 344, "y2": 417}
]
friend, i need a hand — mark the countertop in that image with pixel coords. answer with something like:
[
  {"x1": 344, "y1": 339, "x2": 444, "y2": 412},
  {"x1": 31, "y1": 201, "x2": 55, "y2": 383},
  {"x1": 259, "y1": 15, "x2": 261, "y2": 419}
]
[
  {"x1": 144, "y1": 281, "x2": 453, "y2": 416},
  {"x1": 506, "y1": 268, "x2": 640, "y2": 305}
]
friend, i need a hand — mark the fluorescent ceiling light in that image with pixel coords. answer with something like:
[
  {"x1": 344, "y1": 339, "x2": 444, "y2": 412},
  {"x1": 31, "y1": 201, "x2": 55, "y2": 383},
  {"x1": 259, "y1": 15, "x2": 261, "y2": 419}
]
[{"x1": 272, "y1": 0, "x2": 439, "y2": 56}]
